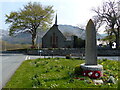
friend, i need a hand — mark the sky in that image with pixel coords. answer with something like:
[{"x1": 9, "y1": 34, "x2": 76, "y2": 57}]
[{"x1": 0, "y1": 0, "x2": 116, "y2": 34}]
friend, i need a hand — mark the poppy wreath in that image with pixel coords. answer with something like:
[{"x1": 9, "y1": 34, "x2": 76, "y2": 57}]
[
  {"x1": 91, "y1": 71, "x2": 101, "y2": 79},
  {"x1": 82, "y1": 70, "x2": 92, "y2": 76},
  {"x1": 82, "y1": 70, "x2": 101, "y2": 79}
]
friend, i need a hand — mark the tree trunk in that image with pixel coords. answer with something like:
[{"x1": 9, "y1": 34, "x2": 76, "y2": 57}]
[
  {"x1": 109, "y1": 41, "x2": 112, "y2": 49},
  {"x1": 32, "y1": 33, "x2": 36, "y2": 47},
  {"x1": 111, "y1": 26, "x2": 119, "y2": 49},
  {"x1": 117, "y1": 26, "x2": 120, "y2": 49},
  {"x1": 115, "y1": 26, "x2": 120, "y2": 49},
  {"x1": 115, "y1": 34, "x2": 119, "y2": 49},
  {"x1": 109, "y1": 32, "x2": 113, "y2": 49}
]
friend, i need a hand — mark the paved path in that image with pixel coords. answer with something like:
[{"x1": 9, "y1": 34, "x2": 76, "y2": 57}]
[
  {"x1": 0, "y1": 55, "x2": 2, "y2": 89},
  {"x1": 1, "y1": 53, "x2": 26, "y2": 89}
]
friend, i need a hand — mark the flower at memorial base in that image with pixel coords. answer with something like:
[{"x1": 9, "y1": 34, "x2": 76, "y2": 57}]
[
  {"x1": 107, "y1": 83, "x2": 111, "y2": 85},
  {"x1": 82, "y1": 70, "x2": 93, "y2": 77},
  {"x1": 94, "y1": 82, "x2": 100, "y2": 85},
  {"x1": 82, "y1": 70, "x2": 101, "y2": 79},
  {"x1": 83, "y1": 72, "x2": 86, "y2": 76},
  {"x1": 101, "y1": 62, "x2": 104, "y2": 65},
  {"x1": 103, "y1": 74, "x2": 107, "y2": 77},
  {"x1": 85, "y1": 80, "x2": 93, "y2": 84},
  {"x1": 82, "y1": 71, "x2": 87, "y2": 76},
  {"x1": 101, "y1": 76, "x2": 108, "y2": 82},
  {"x1": 73, "y1": 77, "x2": 80, "y2": 79},
  {"x1": 73, "y1": 77, "x2": 85, "y2": 80},
  {"x1": 79, "y1": 78, "x2": 84, "y2": 80},
  {"x1": 91, "y1": 71, "x2": 101, "y2": 79},
  {"x1": 88, "y1": 72, "x2": 93, "y2": 77}
]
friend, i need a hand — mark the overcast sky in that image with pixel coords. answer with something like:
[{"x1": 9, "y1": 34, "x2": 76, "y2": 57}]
[{"x1": 0, "y1": 0, "x2": 116, "y2": 34}]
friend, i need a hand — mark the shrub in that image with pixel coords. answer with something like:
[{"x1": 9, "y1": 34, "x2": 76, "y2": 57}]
[
  {"x1": 47, "y1": 57, "x2": 51, "y2": 59},
  {"x1": 102, "y1": 58, "x2": 108, "y2": 61},
  {"x1": 66, "y1": 54, "x2": 71, "y2": 59},
  {"x1": 48, "y1": 48, "x2": 53, "y2": 50},
  {"x1": 56, "y1": 57, "x2": 60, "y2": 59},
  {"x1": 74, "y1": 65, "x2": 83, "y2": 75}
]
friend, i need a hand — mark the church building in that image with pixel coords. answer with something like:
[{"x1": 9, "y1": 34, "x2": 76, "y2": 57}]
[{"x1": 42, "y1": 15, "x2": 73, "y2": 48}]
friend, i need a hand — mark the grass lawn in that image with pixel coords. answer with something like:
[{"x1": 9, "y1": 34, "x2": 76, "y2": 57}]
[{"x1": 4, "y1": 58, "x2": 119, "y2": 88}]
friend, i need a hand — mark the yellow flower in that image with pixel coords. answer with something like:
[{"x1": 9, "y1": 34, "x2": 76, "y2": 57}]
[
  {"x1": 101, "y1": 62, "x2": 104, "y2": 65},
  {"x1": 108, "y1": 83, "x2": 110, "y2": 85}
]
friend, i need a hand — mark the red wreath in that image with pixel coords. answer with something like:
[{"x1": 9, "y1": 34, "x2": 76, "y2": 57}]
[
  {"x1": 82, "y1": 70, "x2": 101, "y2": 79},
  {"x1": 82, "y1": 70, "x2": 92, "y2": 76},
  {"x1": 91, "y1": 71, "x2": 101, "y2": 79}
]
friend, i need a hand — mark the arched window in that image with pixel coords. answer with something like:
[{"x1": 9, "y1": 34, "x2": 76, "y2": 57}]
[{"x1": 51, "y1": 32, "x2": 58, "y2": 48}]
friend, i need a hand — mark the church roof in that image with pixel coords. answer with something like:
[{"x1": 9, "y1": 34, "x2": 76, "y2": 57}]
[
  {"x1": 42, "y1": 24, "x2": 103, "y2": 40},
  {"x1": 42, "y1": 14, "x2": 103, "y2": 40}
]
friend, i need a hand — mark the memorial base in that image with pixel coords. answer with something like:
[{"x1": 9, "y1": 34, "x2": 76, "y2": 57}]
[{"x1": 80, "y1": 63, "x2": 103, "y2": 79}]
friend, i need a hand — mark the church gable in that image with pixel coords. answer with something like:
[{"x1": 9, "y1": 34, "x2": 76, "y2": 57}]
[
  {"x1": 42, "y1": 25, "x2": 65, "y2": 39},
  {"x1": 42, "y1": 25, "x2": 66, "y2": 48},
  {"x1": 42, "y1": 14, "x2": 73, "y2": 48}
]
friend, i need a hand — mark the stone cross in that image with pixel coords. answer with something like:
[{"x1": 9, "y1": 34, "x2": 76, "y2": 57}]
[{"x1": 85, "y1": 19, "x2": 97, "y2": 65}]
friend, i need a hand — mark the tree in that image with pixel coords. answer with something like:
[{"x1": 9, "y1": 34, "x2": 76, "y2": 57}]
[
  {"x1": 73, "y1": 36, "x2": 85, "y2": 48},
  {"x1": 92, "y1": 0, "x2": 120, "y2": 49},
  {"x1": 6, "y1": 2, "x2": 54, "y2": 47},
  {"x1": 77, "y1": 38, "x2": 85, "y2": 48},
  {"x1": 102, "y1": 34, "x2": 116, "y2": 48},
  {"x1": 92, "y1": 16, "x2": 103, "y2": 31}
]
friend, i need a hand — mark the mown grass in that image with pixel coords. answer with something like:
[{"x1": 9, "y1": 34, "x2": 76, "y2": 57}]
[{"x1": 4, "y1": 58, "x2": 119, "y2": 88}]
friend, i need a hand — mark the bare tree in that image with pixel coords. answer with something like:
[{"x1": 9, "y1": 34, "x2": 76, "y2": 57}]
[
  {"x1": 92, "y1": 0, "x2": 120, "y2": 49},
  {"x1": 92, "y1": 16, "x2": 104, "y2": 31}
]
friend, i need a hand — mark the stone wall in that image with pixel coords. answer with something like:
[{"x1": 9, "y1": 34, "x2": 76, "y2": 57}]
[
  {"x1": 27, "y1": 48, "x2": 120, "y2": 56},
  {"x1": 97, "y1": 49, "x2": 120, "y2": 56}
]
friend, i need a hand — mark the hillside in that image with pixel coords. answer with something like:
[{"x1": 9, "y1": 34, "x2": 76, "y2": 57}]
[{"x1": 1, "y1": 25, "x2": 104, "y2": 45}]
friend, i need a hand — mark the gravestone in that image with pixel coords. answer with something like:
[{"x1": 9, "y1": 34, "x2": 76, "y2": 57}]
[{"x1": 80, "y1": 19, "x2": 103, "y2": 79}]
